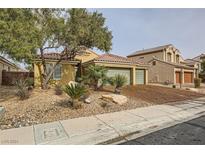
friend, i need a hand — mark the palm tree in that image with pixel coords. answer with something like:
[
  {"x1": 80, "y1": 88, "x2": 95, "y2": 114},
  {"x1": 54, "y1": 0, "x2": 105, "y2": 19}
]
[{"x1": 84, "y1": 65, "x2": 108, "y2": 90}]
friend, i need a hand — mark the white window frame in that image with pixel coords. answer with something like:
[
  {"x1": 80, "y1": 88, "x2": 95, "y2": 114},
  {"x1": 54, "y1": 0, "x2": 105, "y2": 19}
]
[
  {"x1": 45, "y1": 63, "x2": 62, "y2": 80},
  {"x1": 53, "y1": 64, "x2": 62, "y2": 80}
]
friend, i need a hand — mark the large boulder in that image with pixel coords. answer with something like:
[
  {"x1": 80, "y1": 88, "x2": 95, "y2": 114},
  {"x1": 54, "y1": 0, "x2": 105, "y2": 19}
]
[
  {"x1": 101, "y1": 94, "x2": 128, "y2": 105},
  {"x1": 0, "y1": 107, "x2": 5, "y2": 120}
]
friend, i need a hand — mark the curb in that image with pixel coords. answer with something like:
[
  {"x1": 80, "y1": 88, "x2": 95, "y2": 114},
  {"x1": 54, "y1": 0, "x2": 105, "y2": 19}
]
[{"x1": 99, "y1": 111, "x2": 205, "y2": 145}]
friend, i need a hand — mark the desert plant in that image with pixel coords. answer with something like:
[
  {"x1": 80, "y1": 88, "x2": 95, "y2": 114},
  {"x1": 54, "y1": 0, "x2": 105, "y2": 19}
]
[
  {"x1": 109, "y1": 74, "x2": 127, "y2": 94},
  {"x1": 55, "y1": 84, "x2": 63, "y2": 95},
  {"x1": 15, "y1": 79, "x2": 29, "y2": 100},
  {"x1": 64, "y1": 83, "x2": 87, "y2": 108},
  {"x1": 84, "y1": 65, "x2": 108, "y2": 90},
  {"x1": 194, "y1": 78, "x2": 201, "y2": 88}
]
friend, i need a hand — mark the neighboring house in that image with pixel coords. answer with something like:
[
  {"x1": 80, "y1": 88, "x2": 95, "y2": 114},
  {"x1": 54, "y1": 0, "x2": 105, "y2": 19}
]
[
  {"x1": 33, "y1": 49, "x2": 98, "y2": 87},
  {"x1": 127, "y1": 44, "x2": 198, "y2": 85},
  {"x1": 83, "y1": 54, "x2": 148, "y2": 85},
  {"x1": 184, "y1": 53, "x2": 205, "y2": 73},
  {"x1": 0, "y1": 56, "x2": 20, "y2": 85}
]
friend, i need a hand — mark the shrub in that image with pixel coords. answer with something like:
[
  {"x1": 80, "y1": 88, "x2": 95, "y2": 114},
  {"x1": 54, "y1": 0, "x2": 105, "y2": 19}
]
[
  {"x1": 84, "y1": 65, "x2": 108, "y2": 90},
  {"x1": 194, "y1": 78, "x2": 201, "y2": 88},
  {"x1": 55, "y1": 84, "x2": 63, "y2": 95},
  {"x1": 64, "y1": 83, "x2": 87, "y2": 108},
  {"x1": 109, "y1": 74, "x2": 127, "y2": 94},
  {"x1": 172, "y1": 85, "x2": 176, "y2": 88},
  {"x1": 15, "y1": 79, "x2": 29, "y2": 100}
]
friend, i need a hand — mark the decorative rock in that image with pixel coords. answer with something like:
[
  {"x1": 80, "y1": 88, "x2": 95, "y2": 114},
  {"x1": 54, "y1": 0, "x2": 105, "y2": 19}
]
[
  {"x1": 84, "y1": 97, "x2": 91, "y2": 104},
  {"x1": 102, "y1": 94, "x2": 128, "y2": 105},
  {"x1": 68, "y1": 81, "x2": 78, "y2": 87},
  {"x1": 0, "y1": 107, "x2": 5, "y2": 120}
]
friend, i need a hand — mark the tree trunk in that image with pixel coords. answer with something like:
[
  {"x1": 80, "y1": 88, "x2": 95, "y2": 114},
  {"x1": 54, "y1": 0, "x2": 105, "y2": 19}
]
[{"x1": 40, "y1": 48, "x2": 62, "y2": 89}]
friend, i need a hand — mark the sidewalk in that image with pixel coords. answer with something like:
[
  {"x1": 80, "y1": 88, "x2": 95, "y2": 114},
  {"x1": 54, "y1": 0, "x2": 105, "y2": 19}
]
[{"x1": 1, "y1": 97, "x2": 205, "y2": 145}]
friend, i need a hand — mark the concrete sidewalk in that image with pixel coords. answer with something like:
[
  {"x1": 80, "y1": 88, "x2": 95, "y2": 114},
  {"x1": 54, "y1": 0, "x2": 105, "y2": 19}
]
[{"x1": 1, "y1": 97, "x2": 205, "y2": 145}]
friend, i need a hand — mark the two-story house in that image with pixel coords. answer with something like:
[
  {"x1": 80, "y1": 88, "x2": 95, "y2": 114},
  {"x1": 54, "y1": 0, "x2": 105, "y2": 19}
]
[{"x1": 127, "y1": 44, "x2": 198, "y2": 85}]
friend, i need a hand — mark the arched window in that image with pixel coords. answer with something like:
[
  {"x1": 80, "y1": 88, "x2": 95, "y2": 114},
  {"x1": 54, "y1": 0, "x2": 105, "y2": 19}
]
[
  {"x1": 176, "y1": 55, "x2": 180, "y2": 63},
  {"x1": 167, "y1": 52, "x2": 172, "y2": 62}
]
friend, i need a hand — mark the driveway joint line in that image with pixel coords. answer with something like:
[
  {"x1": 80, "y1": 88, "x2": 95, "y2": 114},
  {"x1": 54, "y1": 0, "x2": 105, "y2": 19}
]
[{"x1": 93, "y1": 115, "x2": 128, "y2": 141}]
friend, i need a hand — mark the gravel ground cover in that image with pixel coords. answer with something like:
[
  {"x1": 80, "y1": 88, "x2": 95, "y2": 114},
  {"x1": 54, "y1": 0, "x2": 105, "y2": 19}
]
[{"x1": 0, "y1": 85, "x2": 204, "y2": 130}]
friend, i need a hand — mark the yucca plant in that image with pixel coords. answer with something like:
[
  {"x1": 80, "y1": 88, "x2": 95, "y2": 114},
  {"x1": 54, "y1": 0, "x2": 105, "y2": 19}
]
[
  {"x1": 109, "y1": 74, "x2": 127, "y2": 94},
  {"x1": 64, "y1": 83, "x2": 87, "y2": 108},
  {"x1": 15, "y1": 79, "x2": 29, "y2": 100}
]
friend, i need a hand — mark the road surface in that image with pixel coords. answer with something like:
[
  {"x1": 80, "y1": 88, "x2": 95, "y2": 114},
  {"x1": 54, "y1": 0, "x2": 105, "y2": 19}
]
[{"x1": 120, "y1": 115, "x2": 205, "y2": 145}]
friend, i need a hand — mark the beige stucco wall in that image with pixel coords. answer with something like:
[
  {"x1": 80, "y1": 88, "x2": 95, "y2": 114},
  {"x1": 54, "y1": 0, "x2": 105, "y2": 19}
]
[
  {"x1": 128, "y1": 46, "x2": 184, "y2": 65},
  {"x1": 148, "y1": 60, "x2": 175, "y2": 84},
  {"x1": 128, "y1": 50, "x2": 164, "y2": 63},
  {"x1": 75, "y1": 49, "x2": 99, "y2": 63},
  {"x1": 34, "y1": 61, "x2": 76, "y2": 87}
]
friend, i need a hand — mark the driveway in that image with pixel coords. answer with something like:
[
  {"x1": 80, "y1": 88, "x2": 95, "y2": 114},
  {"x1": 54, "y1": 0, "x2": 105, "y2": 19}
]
[{"x1": 120, "y1": 115, "x2": 205, "y2": 145}]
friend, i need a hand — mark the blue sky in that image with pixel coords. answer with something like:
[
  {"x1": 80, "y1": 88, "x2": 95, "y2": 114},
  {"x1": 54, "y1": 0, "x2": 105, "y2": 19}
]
[{"x1": 90, "y1": 9, "x2": 205, "y2": 59}]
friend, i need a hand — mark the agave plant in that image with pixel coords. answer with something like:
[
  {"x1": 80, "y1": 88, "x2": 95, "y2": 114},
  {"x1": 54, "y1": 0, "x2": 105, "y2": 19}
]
[
  {"x1": 63, "y1": 83, "x2": 87, "y2": 108},
  {"x1": 109, "y1": 74, "x2": 127, "y2": 94}
]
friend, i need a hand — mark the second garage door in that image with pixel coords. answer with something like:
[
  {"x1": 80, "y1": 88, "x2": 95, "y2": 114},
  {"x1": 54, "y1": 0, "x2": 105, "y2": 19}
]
[
  {"x1": 107, "y1": 68, "x2": 131, "y2": 85},
  {"x1": 184, "y1": 72, "x2": 193, "y2": 83},
  {"x1": 136, "y1": 69, "x2": 145, "y2": 84}
]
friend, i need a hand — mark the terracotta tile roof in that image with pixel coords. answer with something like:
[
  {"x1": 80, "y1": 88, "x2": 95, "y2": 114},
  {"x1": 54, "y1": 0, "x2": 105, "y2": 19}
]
[{"x1": 94, "y1": 53, "x2": 142, "y2": 65}]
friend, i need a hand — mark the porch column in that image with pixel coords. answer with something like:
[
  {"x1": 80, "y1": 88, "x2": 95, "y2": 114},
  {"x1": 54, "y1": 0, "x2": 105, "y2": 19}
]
[
  {"x1": 181, "y1": 69, "x2": 184, "y2": 84},
  {"x1": 145, "y1": 69, "x2": 148, "y2": 85},
  {"x1": 132, "y1": 67, "x2": 136, "y2": 85}
]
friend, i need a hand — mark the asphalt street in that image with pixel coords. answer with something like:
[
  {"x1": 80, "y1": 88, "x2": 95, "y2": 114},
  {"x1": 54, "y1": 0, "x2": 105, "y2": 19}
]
[{"x1": 120, "y1": 115, "x2": 205, "y2": 145}]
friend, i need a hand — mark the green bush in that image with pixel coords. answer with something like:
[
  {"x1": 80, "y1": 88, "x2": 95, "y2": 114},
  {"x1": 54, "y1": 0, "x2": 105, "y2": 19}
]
[
  {"x1": 15, "y1": 79, "x2": 29, "y2": 100},
  {"x1": 194, "y1": 78, "x2": 201, "y2": 88},
  {"x1": 109, "y1": 74, "x2": 127, "y2": 94},
  {"x1": 55, "y1": 84, "x2": 63, "y2": 95},
  {"x1": 84, "y1": 65, "x2": 108, "y2": 90},
  {"x1": 64, "y1": 83, "x2": 87, "y2": 108}
]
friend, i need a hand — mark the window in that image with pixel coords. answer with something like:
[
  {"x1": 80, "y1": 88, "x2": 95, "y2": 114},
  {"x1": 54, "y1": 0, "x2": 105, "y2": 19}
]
[
  {"x1": 139, "y1": 57, "x2": 144, "y2": 59},
  {"x1": 46, "y1": 63, "x2": 53, "y2": 79},
  {"x1": 167, "y1": 53, "x2": 172, "y2": 62},
  {"x1": 8, "y1": 67, "x2": 10, "y2": 71},
  {"x1": 152, "y1": 61, "x2": 156, "y2": 66},
  {"x1": 176, "y1": 55, "x2": 180, "y2": 63},
  {"x1": 53, "y1": 64, "x2": 62, "y2": 80}
]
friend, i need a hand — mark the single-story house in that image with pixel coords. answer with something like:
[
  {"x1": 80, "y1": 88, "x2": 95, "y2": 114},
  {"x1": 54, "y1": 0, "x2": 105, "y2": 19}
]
[
  {"x1": 33, "y1": 49, "x2": 99, "y2": 87},
  {"x1": 127, "y1": 44, "x2": 198, "y2": 85},
  {"x1": 82, "y1": 54, "x2": 148, "y2": 85},
  {"x1": 33, "y1": 50, "x2": 148, "y2": 87},
  {"x1": 0, "y1": 56, "x2": 20, "y2": 85}
]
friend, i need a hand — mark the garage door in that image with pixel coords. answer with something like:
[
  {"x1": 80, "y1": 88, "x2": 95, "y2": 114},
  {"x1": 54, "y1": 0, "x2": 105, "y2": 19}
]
[
  {"x1": 136, "y1": 69, "x2": 145, "y2": 84},
  {"x1": 107, "y1": 68, "x2": 131, "y2": 85},
  {"x1": 184, "y1": 72, "x2": 193, "y2": 83},
  {"x1": 175, "y1": 72, "x2": 181, "y2": 83}
]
